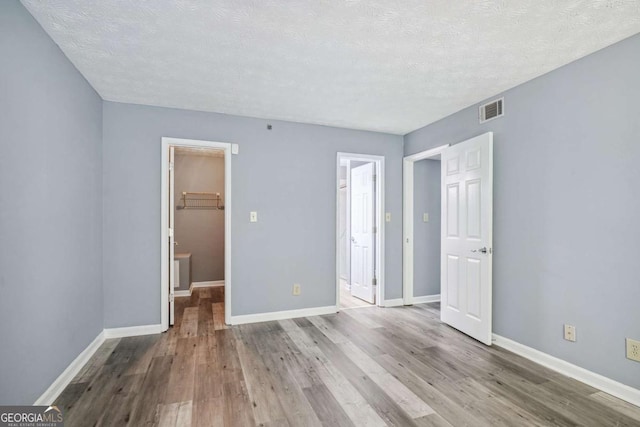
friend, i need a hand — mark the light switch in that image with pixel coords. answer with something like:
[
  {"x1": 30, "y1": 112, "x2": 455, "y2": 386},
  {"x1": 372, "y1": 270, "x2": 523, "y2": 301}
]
[
  {"x1": 423, "y1": 213, "x2": 429, "y2": 222},
  {"x1": 385, "y1": 213, "x2": 391, "y2": 222},
  {"x1": 232, "y1": 144, "x2": 239, "y2": 154},
  {"x1": 250, "y1": 211, "x2": 258, "y2": 222}
]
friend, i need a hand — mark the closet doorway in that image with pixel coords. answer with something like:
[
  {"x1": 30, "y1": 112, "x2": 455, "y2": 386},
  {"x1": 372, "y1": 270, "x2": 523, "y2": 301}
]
[{"x1": 161, "y1": 138, "x2": 233, "y2": 332}]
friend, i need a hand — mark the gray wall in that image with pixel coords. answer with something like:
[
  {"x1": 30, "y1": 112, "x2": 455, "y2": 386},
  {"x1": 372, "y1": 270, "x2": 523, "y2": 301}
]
[
  {"x1": 175, "y1": 153, "x2": 225, "y2": 284},
  {"x1": 404, "y1": 33, "x2": 640, "y2": 389},
  {"x1": 413, "y1": 159, "x2": 441, "y2": 298},
  {"x1": 0, "y1": 1, "x2": 103, "y2": 404},
  {"x1": 103, "y1": 102, "x2": 403, "y2": 327}
]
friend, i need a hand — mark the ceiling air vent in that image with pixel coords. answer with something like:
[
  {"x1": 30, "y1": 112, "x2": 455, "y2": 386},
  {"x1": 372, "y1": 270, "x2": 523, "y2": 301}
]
[{"x1": 479, "y1": 97, "x2": 504, "y2": 123}]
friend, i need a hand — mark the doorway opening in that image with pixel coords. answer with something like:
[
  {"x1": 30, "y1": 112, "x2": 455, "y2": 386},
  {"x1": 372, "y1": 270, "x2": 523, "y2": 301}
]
[
  {"x1": 161, "y1": 138, "x2": 233, "y2": 332},
  {"x1": 402, "y1": 144, "x2": 448, "y2": 306},
  {"x1": 336, "y1": 153, "x2": 385, "y2": 310},
  {"x1": 403, "y1": 133, "x2": 494, "y2": 345}
]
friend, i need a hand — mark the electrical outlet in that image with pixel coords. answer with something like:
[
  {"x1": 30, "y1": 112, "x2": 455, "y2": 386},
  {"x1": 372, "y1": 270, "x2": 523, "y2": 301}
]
[
  {"x1": 293, "y1": 283, "x2": 301, "y2": 296},
  {"x1": 564, "y1": 324, "x2": 576, "y2": 342},
  {"x1": 250, "y1": 211, "x2": 258, "y2": 222},
  {"x1": 385, "y1": 212, "x2": 391, "y2": 222},
  {"x1": 423, "y1": 213, "x2": 429, "y2": 222},
  {"x1": 627, "y1": 338, "x2": 640, "y2": 362}
]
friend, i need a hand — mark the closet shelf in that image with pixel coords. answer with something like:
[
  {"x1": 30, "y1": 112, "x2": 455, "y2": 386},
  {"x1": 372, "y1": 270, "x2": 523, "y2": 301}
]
[{"x1": 177, "y1": 192, "x2": 224, "y2": 210}]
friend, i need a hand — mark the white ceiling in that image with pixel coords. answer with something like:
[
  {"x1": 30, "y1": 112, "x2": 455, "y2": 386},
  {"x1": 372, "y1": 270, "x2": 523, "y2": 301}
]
[{"x1": 22, "y1": 1, "x2": 640, "y2": 135}]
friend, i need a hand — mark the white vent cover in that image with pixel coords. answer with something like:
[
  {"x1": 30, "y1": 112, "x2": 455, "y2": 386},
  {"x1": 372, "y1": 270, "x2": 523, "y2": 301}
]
[{"x1": 479, "y1": 98, "x2": 504, "y2": 123}]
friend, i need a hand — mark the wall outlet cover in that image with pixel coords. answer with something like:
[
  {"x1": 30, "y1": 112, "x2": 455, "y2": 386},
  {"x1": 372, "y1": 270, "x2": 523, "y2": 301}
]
[
  {"x1": 250, "y1": 211, "x2": 257, "y2": 222},
  {"x1": 293, "y1": 283, "x2": 301, "y2": 296},
  {"x1": 385, "y1": 212, "x2": 391, "y2": 222},
  {"x1": 626, "y1": 338, "x2": 640, "y2": 362}
]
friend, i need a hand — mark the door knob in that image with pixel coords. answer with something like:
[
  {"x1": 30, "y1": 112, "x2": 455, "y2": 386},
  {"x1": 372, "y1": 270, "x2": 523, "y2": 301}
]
[{"x1": 471, "y1": 247, "x2": 488, "y2": 253}]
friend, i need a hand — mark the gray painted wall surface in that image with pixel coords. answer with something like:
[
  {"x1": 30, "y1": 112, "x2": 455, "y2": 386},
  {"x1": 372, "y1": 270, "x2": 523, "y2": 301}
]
[
  {"x1": 404, "y1": 33, "x2": 640, "y2": 389},
  {"x1": 412, "y1": 160, "x2": 441, "y2": 298},
  {"x1": 0, "y1": 1, "x2": 103, "y2": 404},
  {"x1": 102, "y1": 102, "x2": 403, "y2": 327},
  {"x1": 175, "y1": 153, "x2": 225, "y2": 284}
]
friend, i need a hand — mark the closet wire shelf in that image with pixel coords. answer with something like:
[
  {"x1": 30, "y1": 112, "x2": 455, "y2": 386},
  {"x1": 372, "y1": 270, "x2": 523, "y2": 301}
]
[{"x1": 178, "y1": 192, "x2": 224, "y2": 210}]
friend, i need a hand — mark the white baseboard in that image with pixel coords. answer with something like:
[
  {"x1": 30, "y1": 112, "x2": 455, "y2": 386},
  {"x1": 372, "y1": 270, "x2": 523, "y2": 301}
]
[
  {"x1": 34, "y1": 331, "x2": 106, "y2": 405},
  {"x1": 412, "y1": 294, "x2": 441, "y2": 304},
  {"x1": 174, "y1": 290, "x2": 191, "y2": 297},
  {"x1": 230, "y1": 305, "x2": 337, "y2": 325},
  {"x1": 493, "y1": 334, "x2": 640, "y2": 408},
  {"x1": 104, "y1": 324, "x2": 163, "y2": 339},
  {"x1": 383, "y1": 298, "x2": 404, "y2": 307},
  {"x1": 191, "y1": 280, "x2": 224, "y2": 289}
]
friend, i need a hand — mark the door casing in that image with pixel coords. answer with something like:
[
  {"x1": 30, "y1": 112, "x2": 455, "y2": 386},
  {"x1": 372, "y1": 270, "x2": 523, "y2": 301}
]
[
  {"x1": 161, "y1": 137, "x2": 234, "y2": 331},
  {"x1": 336, "y1": 153, "x2": 385, "y2": 309}
]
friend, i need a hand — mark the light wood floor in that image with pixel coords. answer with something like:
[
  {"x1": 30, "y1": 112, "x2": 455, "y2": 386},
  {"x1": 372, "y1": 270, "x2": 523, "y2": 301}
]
[
  {"x1": 340, "y1": 279, "x2": 374, "y2": 309},
  {"x1": 55, "y1": 288, "x2": 640, "y2": 426}
]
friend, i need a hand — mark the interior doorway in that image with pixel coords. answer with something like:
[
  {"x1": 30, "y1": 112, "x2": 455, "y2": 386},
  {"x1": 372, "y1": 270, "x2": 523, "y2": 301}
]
[
  {"x1": 403, "y1": 133, "x2": 494, "y2": 345},
  {"x1": 336, "y1": 153, "x2": 385, "y2": 309},
  {"x1": 161, "y1": 138, "x2": 233, "y2": 331}
]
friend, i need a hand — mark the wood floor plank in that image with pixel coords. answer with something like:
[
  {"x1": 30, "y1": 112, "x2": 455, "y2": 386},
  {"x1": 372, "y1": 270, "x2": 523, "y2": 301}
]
[
  {"x1": 53, "y1": 288, "x2": 640, "y2": 427},
  {"x1": 280, "y1": 319, "x2": 387, "y2": 427},
  {"x1": 71, "y1": 338, "x2": 121, "y2": 384},
  {"x1": 164, "y1": 337, "x2": 198, "y2": 404},
  {"x1": 180, "y1": 307, "x2": 199, "y2": 338},
  {"x1": 302, "y1": 384, "x2": 355, "y2": 427}
]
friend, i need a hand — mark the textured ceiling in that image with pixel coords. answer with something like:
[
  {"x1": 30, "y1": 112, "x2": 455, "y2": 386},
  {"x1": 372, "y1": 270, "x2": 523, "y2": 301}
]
[{"x1": 22, "y1": 1, "x2": 640, "y2": 135}]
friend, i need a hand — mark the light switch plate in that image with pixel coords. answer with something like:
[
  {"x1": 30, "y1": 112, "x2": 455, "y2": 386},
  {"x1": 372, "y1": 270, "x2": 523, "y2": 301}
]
[
  {"x1": 293, "y1": 283, "x2": 301, "y2": 296},
  {"x1": 423, "y1": 213, "x2": 429, "y2": 222},
  {"x1": 232, "y1": 144, "x2": 239, "y2": 154},
  {"x1": 250, "y1": 211, "x2": 257, "y2": 222},
  {"x1": 385, "y1": 213, "x2": 391, "y2": 222}
]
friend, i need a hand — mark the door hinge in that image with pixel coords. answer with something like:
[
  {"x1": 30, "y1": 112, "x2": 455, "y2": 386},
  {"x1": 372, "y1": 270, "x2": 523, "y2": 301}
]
[
  {"x1": 170, "y1": 294, "x2": 174, "y2": 303},
  {"x1": 169, "y1": 162, "x2": 174, "y2": 171},
  {"x1": 372, "y1": 277, "x2": 377, "y2": 287},
  {"x1": 168, "y1": 228, "x2": 174, "y2": 237},
  {"x1": 373, "y1": 174, "x2": 377, "y2": 183},
  {"x1": 372, "y1": 226, "x2": 377, "y2": 234}
]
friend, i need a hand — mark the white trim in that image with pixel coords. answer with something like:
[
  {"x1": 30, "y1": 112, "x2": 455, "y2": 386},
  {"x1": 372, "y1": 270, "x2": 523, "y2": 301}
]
[
  {"x1": 336, "y1": 153, "x2": 385, "y2": 310},
  {"x1": 161, "y1": 137, "x2": 233, "y2": 331},
  {"x1": 412, "y1": 294, "x2": 441, "y2": 304},
  {"x1": 230, "y1": 305, "x2": 337, "y2": 325},
  {"x1": 104, "y1": 324, "x2": 163, "y2": 339},
  {"x1": 383, "y1": 298, "x2": 404, "y2": 307},
  {"x1": 174, "y1": 290, "x2": 191, "y2": 297},
  {"x1": 403, "y1": 144, "x2": 449, "y2": 305},
  {"x1": 191, "y1": 280, "x2": 224, "y2": 288},
  {"x1": 34, "y1": 331, "x2": 106, "y2": 405},
  {"x1": 493, "y1": 334, "x2": 640, "y2": 408}
]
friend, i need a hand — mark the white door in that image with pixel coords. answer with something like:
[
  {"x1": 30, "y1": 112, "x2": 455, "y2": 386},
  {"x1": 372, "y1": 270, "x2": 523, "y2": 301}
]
[
  {"x1": 350, "y1": 163, "x2": 376, "y2": 304},
  {"x1": 441, "y1": 133, "x2": 493, "y2": 345},
  {"x1": 169, "y1": 146, "x2": 176, "y2": 326}
]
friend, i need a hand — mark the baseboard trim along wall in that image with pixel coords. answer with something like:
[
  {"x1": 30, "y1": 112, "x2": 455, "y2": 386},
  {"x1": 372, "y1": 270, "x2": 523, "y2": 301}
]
[
  {"x1": 230, "y1": 305, "x2": 337, "y2": 325},
  {"x1": 103, "y1": 324, "x2": 163, "y2": 339},
  {"x1": 34, "y1": 331, "x2": 106, "y2": 405},
  {"x1": 174, "y1": 289, "x2": 191, "y2": 297},
  {"x1": 412, "y1": 294, "x2": 441, "y2": 304},
  {"x1": 174, "y1": 281, "x2": 225, "y2": 298},
  {"x1": 492, "y1": 334, "x2": 640, "y2": 407},
  {"x1": 191, "y1": 280, "x2": 224, "y2": 288},
  {"x1": 383, "y1": 298, "x2": 404, "y2": 307}
]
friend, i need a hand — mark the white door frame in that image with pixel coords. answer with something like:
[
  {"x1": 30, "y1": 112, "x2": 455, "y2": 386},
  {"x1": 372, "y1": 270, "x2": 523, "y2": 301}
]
[
  {"x1": 161, "y1": 137, "x2": 234, "y2": 331},
  {"x1": 336, "y1": 153, "x2": 385, "y2": 308},
  {"x1": 402, "y1": 144, "x2": 449, "y2": 305}
]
